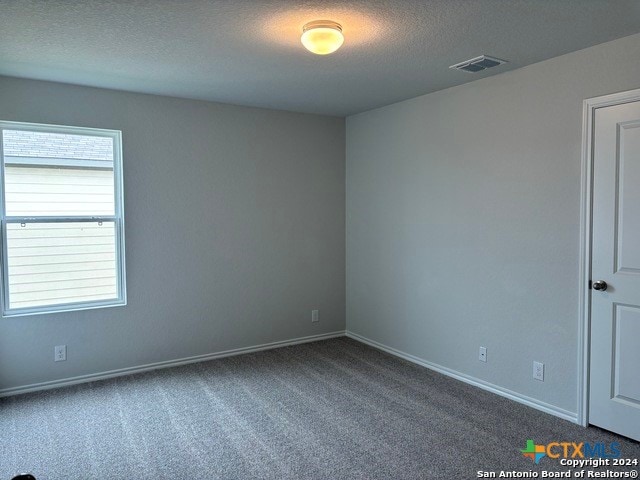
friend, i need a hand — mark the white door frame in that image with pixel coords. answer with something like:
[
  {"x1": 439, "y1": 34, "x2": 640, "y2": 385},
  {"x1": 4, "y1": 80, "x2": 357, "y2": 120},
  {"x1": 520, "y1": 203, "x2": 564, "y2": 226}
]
[{"x1": 578, "y1": 87, "x2": 640, "y2": 427}]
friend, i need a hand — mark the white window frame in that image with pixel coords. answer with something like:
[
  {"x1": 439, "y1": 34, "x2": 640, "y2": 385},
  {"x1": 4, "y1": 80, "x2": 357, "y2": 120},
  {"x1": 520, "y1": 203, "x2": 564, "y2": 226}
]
[{"x1": 0, "y1": 121, "x2": 126, "y2": 316}]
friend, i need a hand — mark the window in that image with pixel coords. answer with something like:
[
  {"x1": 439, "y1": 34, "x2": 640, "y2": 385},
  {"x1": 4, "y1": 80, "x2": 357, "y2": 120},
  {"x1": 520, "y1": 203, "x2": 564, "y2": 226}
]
[{"x1": 0, "y1": 122, "x2": 126, "y2": 316}]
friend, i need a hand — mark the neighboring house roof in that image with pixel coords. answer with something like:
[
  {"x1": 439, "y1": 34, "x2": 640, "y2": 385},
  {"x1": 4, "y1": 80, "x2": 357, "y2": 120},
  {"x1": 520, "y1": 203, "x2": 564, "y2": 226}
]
[{"x1": 3, "y1": 129, "x2": 113, "y2": 169}]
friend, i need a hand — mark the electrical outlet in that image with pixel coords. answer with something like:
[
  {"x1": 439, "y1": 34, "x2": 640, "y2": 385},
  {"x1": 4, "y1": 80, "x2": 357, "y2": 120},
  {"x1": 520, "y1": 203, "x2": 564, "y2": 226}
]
[
  {"x1": 533, "y1": 361, "x2": 544, "y2": 381},
  {"x1": 54, "y1": 345, "x2": 66, "y2": 362},
  {"x1": 479, "y1": 346, "x2": 487, "y2": 362},
  {"x1": 311, "y1": 310, "x2": 319, "y2": 323}
]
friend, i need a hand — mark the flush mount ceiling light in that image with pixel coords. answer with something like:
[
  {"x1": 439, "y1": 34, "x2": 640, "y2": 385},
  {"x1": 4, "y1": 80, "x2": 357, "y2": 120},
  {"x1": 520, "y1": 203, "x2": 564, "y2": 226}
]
[{"x1": 301, "y1": 20, "x2": 344, "y2": 55}]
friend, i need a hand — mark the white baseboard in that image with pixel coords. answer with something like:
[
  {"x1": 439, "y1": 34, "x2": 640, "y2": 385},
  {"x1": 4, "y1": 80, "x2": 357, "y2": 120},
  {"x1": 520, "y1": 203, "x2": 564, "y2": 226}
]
[
  {"x1": 0, "y1": 330, "x2": 346, "y2": 398},
  {"x1": 1, "y1": 328, "x2": 580, "y2": 425},
  {"x1": 346, "y1": 330, "x2": 578, "y2": 424}
]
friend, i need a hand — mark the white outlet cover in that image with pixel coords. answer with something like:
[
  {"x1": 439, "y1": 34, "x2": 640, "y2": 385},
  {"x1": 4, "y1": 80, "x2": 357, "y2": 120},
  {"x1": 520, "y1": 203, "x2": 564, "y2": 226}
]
[
  {"x1": 479, "y1": 346, "x2": 487, "y2": 362},
  {"x1": 54, "y1": 345, "x2": 67, "y2": 362},
  {"x1": 533, "y1": 361, "x2": 544, "y2": 381}
]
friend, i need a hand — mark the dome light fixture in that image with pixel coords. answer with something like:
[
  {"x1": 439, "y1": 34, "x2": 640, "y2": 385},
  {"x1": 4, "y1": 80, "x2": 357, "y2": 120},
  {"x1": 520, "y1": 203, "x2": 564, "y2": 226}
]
[{"x1": 301, "y1": 20, "x2": 344, "y2": 55}]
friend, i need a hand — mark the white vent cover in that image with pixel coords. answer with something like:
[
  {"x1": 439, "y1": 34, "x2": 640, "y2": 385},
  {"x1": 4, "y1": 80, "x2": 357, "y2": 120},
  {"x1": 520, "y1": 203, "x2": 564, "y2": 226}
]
[{"x1": 449, "y1": 55, "x2": 508, "y2": 73}]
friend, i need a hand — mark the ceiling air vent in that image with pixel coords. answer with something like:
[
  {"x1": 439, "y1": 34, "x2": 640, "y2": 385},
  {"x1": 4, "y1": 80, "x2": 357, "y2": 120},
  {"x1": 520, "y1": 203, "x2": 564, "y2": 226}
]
[{"x1": 449, "y1": 55, "x2": 507, "y2": 73}]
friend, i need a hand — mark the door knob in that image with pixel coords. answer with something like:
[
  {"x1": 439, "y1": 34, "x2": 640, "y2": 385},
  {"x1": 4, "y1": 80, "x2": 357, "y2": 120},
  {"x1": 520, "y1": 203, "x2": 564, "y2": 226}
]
[{"x1": 592, "y1": 280, "x2": 608, "y2": 291}]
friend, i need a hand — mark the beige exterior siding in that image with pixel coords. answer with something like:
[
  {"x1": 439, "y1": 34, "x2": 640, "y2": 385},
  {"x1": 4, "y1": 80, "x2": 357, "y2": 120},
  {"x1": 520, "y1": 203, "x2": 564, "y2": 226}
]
[
  {"x1": 4, "y1": 166, "x2": 117, "y2": 309},
  {"x1": 5, "y1": 165, "x2": 114, "y2": 216}
]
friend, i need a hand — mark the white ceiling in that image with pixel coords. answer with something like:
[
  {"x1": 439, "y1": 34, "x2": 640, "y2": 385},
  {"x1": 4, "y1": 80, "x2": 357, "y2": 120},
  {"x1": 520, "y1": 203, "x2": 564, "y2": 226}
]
[{"x1": 1, "y1": 1, "x2": 639, "y2": 117}]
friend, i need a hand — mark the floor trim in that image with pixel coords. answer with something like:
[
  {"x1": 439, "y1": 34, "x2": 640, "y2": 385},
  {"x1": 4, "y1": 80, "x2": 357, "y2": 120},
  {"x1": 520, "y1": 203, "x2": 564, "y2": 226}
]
[
  {"x1": 346, "y1": 330, "x2": 578, "y2": 424},
  {"x1": 2, "y1": 329, "x2": 580, "y2": 424},
  {"x1": 0, "y1": 330, "x2": 346, "y2": 398}
]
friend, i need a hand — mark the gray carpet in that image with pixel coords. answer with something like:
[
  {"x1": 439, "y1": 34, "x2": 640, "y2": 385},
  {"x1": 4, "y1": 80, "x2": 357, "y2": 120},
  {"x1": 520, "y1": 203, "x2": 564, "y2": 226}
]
[{"x1": 1, "y1": 337, "x2": 638, "y2": 479}]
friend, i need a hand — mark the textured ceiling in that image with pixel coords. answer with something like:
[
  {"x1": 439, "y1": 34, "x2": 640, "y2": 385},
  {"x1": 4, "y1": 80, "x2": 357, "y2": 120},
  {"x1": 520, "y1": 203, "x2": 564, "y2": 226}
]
[{"x1": 1, "y1": 1, "x2": 639, "y2": 116}]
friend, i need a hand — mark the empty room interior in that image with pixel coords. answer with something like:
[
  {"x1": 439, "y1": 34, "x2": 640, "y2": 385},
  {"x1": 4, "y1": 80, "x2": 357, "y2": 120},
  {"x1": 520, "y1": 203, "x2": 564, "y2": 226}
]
[{"x1": 1, "y1": 1, "x2": 640, "y2": 479}]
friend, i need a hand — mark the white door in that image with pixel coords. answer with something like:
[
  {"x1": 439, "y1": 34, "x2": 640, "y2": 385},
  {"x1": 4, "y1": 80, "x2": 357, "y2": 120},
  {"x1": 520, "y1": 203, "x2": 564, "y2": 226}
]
[{"x1": 589, "y1": 99, "x2": 640, "y2": 441}]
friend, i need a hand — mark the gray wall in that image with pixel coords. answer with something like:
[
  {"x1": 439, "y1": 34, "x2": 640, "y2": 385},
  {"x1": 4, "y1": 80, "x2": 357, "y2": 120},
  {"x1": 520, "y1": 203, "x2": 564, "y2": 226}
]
[
  {"x1": 0, "y1": 76, "x2": 345, "y2": 391},
  {"x1": 346, "y1": 33, "x2": 640, "y2": 414}
]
